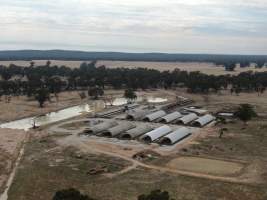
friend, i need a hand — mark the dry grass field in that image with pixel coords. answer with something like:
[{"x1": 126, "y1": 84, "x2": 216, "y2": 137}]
[
  {"x1": 1, "y1": 60, "x2": 267, "y2": 75},
  {"x1": 0, "y1": 128, "x2": 27, "y2": 194}
]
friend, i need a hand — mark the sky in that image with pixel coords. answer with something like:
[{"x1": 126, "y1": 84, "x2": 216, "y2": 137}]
[{"x1": 1, "y1": 0, "x2": 267, "y2": 54}]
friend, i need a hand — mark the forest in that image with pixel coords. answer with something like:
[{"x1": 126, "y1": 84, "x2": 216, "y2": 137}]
[{"x1": 0, "y1": 60, "x2": 266, "y2": 101}]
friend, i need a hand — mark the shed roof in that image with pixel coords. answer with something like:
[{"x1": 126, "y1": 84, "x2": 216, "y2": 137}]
[
  {"x1": 160, "y1": 127, "x2": 191, "y2": 145},
  {"x1": 142, "y1": 125, "x2": 172, "y2": 142},
  {"x1": 192, "y1": 114, "x2": 215, "y2": 127},
  {"x1": 121, "y1": 125, "x2": 153, "y2": 139},
  {"x1": 144, "y1": 110, "x2": 167, "y2": 122},
  {"x1": 102, "y1": 122, "x2": 136, "y2": 137},
  {"x1": 177, "y1": 113, "x2": 198, "y2": 124},
  {"x1": 160, "y1": 111, "x2": 182, "y2": 123}
]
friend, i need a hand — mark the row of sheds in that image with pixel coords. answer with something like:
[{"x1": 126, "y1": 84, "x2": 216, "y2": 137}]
[
  {"x1": 127, "y1": 109, "x2": 215, "y2": 127},
  {"x1": 84, "y1": 121, "x2": 192, "y2": 145}
]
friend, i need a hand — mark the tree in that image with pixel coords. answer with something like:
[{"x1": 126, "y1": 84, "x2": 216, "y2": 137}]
[
  {"x1": 46, "y1": 60, "x2": 51, "y2": 67},
  {"x1": 234, "y1": 104, "x2": 257, "y2": 125},
  {"x1": 124, "y1": 88, "x2": 137, "y2": 103},
  {"x1": 88, "y1": 87, "x2": 104, "y2": 100},
  {"x1": 30, "y1": 61, "x2": 35, "y2": 67},
  {"x1": 52, "y1": 188, "x2": 95, "y2": 200},
  {"x1": 138, "y1": 190, "x2": 175, "y2": 200},
  {"x1": 35, "y1": 88, "x2": 50, "y2": 107}
]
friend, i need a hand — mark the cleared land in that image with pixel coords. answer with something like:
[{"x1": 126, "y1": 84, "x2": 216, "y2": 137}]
[
  {"x1": 1, "y1": 60, "x2": 267, "y2": 75},
  {"x1": 3, "y1": 89, "x2": 267, "y2": 200}
]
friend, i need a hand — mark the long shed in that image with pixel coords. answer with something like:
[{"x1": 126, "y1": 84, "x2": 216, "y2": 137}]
[
  {"x1": 160, "y1": 111, "x2": 182, "y2": 123},
  {"x1": 121, "y1": 125, "x2": 153, "y2": 139},
  {"x1": 84, "y1": 121, "x2": 118, "y2": 134},
  {"x1": 142, "y1": 125, "x2": 172, "y2": 143},
  {"x1": 102, "y1": 122, "x2": 136, "y2": 137},
  {"x1": 143, "y1": 110, "x2": 167, "y2": 122},
  {"x1": 160, "y1": 127, "x2": 191, "y2": 145},
  {"x1": 126, "y1": 109, "x2": 150, "y2": 120},
  {"x1": 192, "y1": 114, "x2": 215, "y2": 127},
  {"x1": 176, "y1": 113, "x2": 198, "y2": 125}
]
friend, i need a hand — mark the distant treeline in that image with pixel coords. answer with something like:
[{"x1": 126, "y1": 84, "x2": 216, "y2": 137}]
[
  {"x1": 0, "y1": 61, "x2": 266, "y2": 99},
  {"x1": 0, "y1": 50, "x2": 267, "y2": 65}
]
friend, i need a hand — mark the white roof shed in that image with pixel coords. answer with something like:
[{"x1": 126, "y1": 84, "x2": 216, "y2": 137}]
[
  {"x1": 142, "y1": 125, "x2": 172, "y2": 143},
  {"x1": 102, "y1": 122, "x2": 136, "y2": 137},
  {"x1": 177, "y1": 113, "x2": 198, "y2": 125},
  {"x1": 143, "y1": 110, "x2": 167, "y2": 122},
  {"x1": 160, "y1": 127, "x2": 191, "y2": 145},
  {"x1": 192, "y1": 114, "x2": 215, "y2": 127},
  {"x1": 121, "y1": 125, "x2": 153, "y2": 139},
  {"x1": 160, "y1": 112, "x2": 182, "y2": 123}
]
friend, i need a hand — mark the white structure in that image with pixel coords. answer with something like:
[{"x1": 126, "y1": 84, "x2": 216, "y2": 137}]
[
  {"x1": 102, "y1": 122, "x2": 136, "y2": 137},
  {"x1": 160, "y1": 127, "x2": 191, "y2": 145},
  {"x1": 126, "y1": 109, "x2": 150, "y2": 120},
  {"x1": 184, "y1": 108, "x2": 208, "y2": 115},
  {"x1": 142, "y1": 125, "x2": 172, "y2": 143},
  {"x1": 85, "y1": 121, "x2": 118, "y2": 134},
  {"x1": 177, "y1": 113, "x2": 198, "y2": 125},
  {"x1": 121, "y1": 125, "x2": 153, "y2": 139},
  {"x1": 192, "y1": 114, "x2": 215, "y2": 127},
  {"x1": 160, "y1": 112, "x2": 182, "y2": 123},
  {"x1": 143, "y1": 110, "x2": 167, "y2": 122}
]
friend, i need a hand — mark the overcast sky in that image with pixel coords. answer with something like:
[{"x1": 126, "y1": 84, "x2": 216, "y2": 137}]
[{"x1": 1, "y1": 0, "x2": 267, "y2": 54}]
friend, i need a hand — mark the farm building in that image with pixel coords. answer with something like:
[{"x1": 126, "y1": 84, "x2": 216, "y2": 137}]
[
  {"x1": 159, "y1": 111, "x2": 182, "y2": 123},
  {"x1": 84, "y1": 120, "x2": 118, "y2": 134},
  {"x1": 102, "y1": 122, "x2": 136, "y2": 137},
  {"x1": 177, "y1": 113, "x2": 198, "y2": 125},
  {"x1": 142, "y1": 125, "x2": 172, "y2": 143},
  {"x1": 126, "y1": 109, "x2": 151, "y2": 120},
  {"x1": 184, "y1": 108, "x2": 208, "y2": 115},
  {"x1": 121, "y1": 125, "x2": 153, "y2": 139},
  {"x1": 192, "y1": 114, "x2": 215, "y2": 127},
  {"x1": 160, "y1": 127, "x2": 191, "y2": 145},
  {"x1": 143, "y1": 110, "x2": 167, "y2": 122}
]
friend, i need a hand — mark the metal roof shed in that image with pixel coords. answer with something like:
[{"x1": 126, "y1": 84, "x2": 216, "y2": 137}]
[
  {"x1": 160, "y1": 111, "x2": 182, "y2": 123},
  {"x1": 142, "y1": 125, "x2": 172, "y2": 143},
  {"x1": 126, "y1": 109, "x2": 150, "y2": 120},
  {"x1": 143, "y1": 110, "x2": 167, "y2": 122},
  {"x1": 192, "y1": 114, "x2": 215, "y2": 127},
  {"x1": 160, "y1": 127, "x2": 191, "y2": 145},
  {"x1": 121, "y1": 125, "x2": 153, "y2": 139},
  {"x1": 84, "y1": 121, "x2": 118, "y2": 134},
  {"x1": 102, "y1": 122, "x2": 136, "y2": 137},
  {"x1": 176, "y1": 113, "x2": 198, "y2": 125}
]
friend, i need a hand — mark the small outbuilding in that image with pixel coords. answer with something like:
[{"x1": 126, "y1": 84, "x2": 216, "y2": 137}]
[
  {"x1": 159, "y1": 111, "x2": 182, "y2": 123},
  {"x1": 192, "y1": 114, "x2": 215, "y2": 127},
  {"x1": 143, "y1": 110, "x2": 167, "y2": 122},
  {"x1": 183, "y1": 108, "x2": 208, "y2": 115},
  {"x1": 121, "y1": 125, "x2": 153, "y2": 140},
  {"x1": 102, "y1": 122, "x2": 136, "y2": 137},
  {"x1": 160, "y1": 127, "x2": 191, "y2": 145},
  {"x1": 142, "y1": 125, "x2": 172, "y2": 143},
  {"x1": 176, "y1": 113, "x2": 198, "y2": 125},
  {"x1": 84, "y1": 121, "x2": 118, "y2": 134}
]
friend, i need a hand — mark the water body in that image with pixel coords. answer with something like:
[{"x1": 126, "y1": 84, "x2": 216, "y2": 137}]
[{"x1": 0, "y1": 104, "x2": 92, "y2": 131}]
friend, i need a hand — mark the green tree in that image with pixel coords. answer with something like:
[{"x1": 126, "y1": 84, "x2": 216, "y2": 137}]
[
  {"x1": 35, "y1": 88, "x2": 50, "y2": 107},
  {"x1": 138, "y1": 190, "x2": 175, "y2": 200},
  {"x1": 234, "y1": 104, "x2": 257, "y2": 125},
  {"x1": 52, "y1": 188, "x2": 94, "y2": 200},
  {"x1": 124, "y1": 88, "x2": 137, "y2": 103},
  {"x1": 88, "y1": 87, "x2": 104, "y2": 100}
]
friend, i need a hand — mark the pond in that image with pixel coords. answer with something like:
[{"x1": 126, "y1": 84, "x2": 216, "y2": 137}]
[{"x1": 0, "y1": 104, "x2": 92, "y2": 131}]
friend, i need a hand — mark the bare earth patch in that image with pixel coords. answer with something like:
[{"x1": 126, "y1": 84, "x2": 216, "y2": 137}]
[{"x1": 167, "y1": 156, "x2": 244, "y2": 176}]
